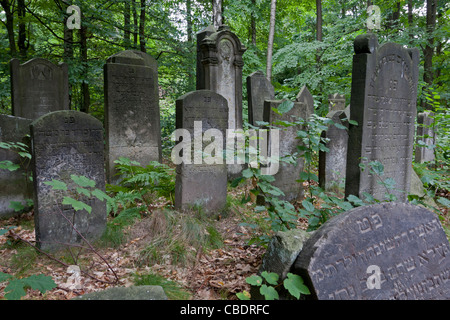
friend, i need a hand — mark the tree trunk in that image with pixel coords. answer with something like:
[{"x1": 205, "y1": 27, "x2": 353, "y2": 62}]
[
  {"x1": 250, "y1": 0, "x2": 257, "y2": 45},
  {"x1": 316, "y1": 0, "x2": 322, "y2": 64},
  {"x1": 0, "y1": 0, "x2": 17, "y2": 56},
  {"x1": 408, "y1": 0, "x2": 413, "y2": 41},
  {"x1": 132, "y1": 0, "x2": 138, "y2": 48},
  {"x1": 186, "y1": 0, "x2": 193, "y2": 42},
  {"x1": 212, "y1": 0, "x2": 222, "y2": 29},
  {"x1": 423, "y1": 0, "x2": 436, "y2": 87},
  {"x1": 124, "y1": 0, "x2": 131, "y2": 48},
  {"x1": 17, "y1": 0, "x2": 28, "y2": 59},
  {"x1": 139, "y1": 0, "x2": 146, "y2": 52},
  {"x1": 80, "y1": 17, "x2": 90, "y2": 113},
  {"x1": 266, "y1": 0, "x2": 276, "y2": 82}
]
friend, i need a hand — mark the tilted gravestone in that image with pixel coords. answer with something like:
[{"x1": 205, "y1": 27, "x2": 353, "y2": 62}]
[
  {"x1": 415, "y1": 111, "x2": 436, "y2": 163},
  {"x1": 263, "y1": 100, "x2": 314, "y2": 202},
  {"x1": 30, "y1": 111, "x2": 106, "y2": 251},
  {"x1": 293, "y1": 202, "x2": 450, "y2": 300},
  {"x1": 198, "y1": 25, "x2": 246, "y2": 179},
  {"x1": 319, "y1": 106, "x2": 350, "y2": 191},
  {"x1": 345, "y1": 33, "x2": 419, "y2": 202},
  {"x1": 104, "y1": 50, "x2": 162, "y2": 184},
  {"x1": 174, "y1": 90, "x2": 228, "y2": 214},
  {"x1": 0, "y1": 115, "x2": 33, "y2": 218},
  {"x1": 10, "y1": 58, "x2": 69, "y2": 120},
  {"x1": 328, "y1": 93, "x2": 346, "y2": 112},
  {"x1": 246, "y1": 71, "x2": 275, "y2": 126}
]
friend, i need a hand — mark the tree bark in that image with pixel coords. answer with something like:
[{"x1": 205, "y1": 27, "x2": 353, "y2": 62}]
[
  {"x1": 124, "y1": 0, "x2": 131, "y2": 48},
  {"x1": 80, "y1": 15, "x2": 90, "y2": 113},
  {"x1": 139, "y1": 0, "x2": 146, "y2": 52},
  {"x1": 250, "y1": 0, "x2": 257, "y2": 45},
  {"x1": 408, "y1": 0, "x2": 414, "y2": 41},
  {"x1": 132, "y1": 0, "x2": 138, "y2": 48},
  {"x1": 316, "y1": 0, "x2": 322, "y2": 64},
  {"x1": 423, "y1": 0, "x2": 436, "y2": 87},
  {"x1": 17, "y1": 0, "x2": 28, "y2": 59},
  {"x1": 212, "y1": 0, "x2": 222, "y2": 29},
  {"x1": 266, "y1": 0, "x2": 276, "y2": 81}
]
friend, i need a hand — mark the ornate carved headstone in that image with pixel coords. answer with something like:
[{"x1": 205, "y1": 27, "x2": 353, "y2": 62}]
[
  {"x1": 174, "y1": 90, "x2": 228, "y2": 214},
  {"x1": 10, "y1": 58, "x2": 69, "y2": 120},
  {"x1": 104, "y1": 50, "x2": 162, "y2": 184},
  {"x1": 263, "y1": 100, "x2": 314, "y2": 202},
  {"x1": 30, "y1": 111, "x2": 106, "y2": 251},
  {"x1": 246, "y1": 71, "x2": 275, "y2": 126},
  {"x1": 345, "y1": 34, "x2": 419, "y2": 202},
  {"x1": 0, "y1": 115, "x2": 33, "y2": 218},
  {"x1": 293, "y1": 202, "x2": 450, "y2": 300},
  {"x1": 415, "y1": 111, "x2": 436, "y2": 163}
]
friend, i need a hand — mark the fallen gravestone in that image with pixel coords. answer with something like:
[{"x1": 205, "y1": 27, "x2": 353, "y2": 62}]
[
  {"x1": 104, "y1": 50, "x2": 162, "y2": 184},
  {"x1": 10, "y1": 58, "x2": 69, "y2": 120},
  {"x1": 246, "y1": 70, "x2": 275, "y2": 126},
  {"x1": 72, "y1": 285, "x2": 168, "y2": 300},
  {"x1": 30, "y1": 110, "x2": 106, "y2": 251},
  {"x1": 0, "y1": 114, "x2": 33, "y2": 218},
  {"x1": 293, "y1": 202, "x2": 450, "y2": 300},
  {"x1": 345, "y1": 33, "x2": 419, "y2": 202}
]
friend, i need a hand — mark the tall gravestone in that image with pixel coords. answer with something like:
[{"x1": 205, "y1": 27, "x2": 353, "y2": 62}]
[
  {"x1": 198, "y1": 25, "x2": 246, "y2": 179},
  {"x1": 345, "y1": 34, "x2": 419, "y2": 202},
  {"x1": 10, "y1": 58, "x2": 69, "y2": 120},
  {"x1": 246, "y1": 71, "x2": 275, "y2": 126},
  {"x1": 104, "y1": 50, "x2": 162, "y2": 184},
  {"x1": 0, "y1": 115, "x2": 33, "y2": 218},
  {"x1": 263, "y1": 100, "x2": 314, "y2": 202},
  {"x1": 30, "y1": 111, "x2": 106, "y2": 251},
  {"x1": 415, "y1": 111, "x2": 436, "y2": 163},
  {"x1": 293, "y1": 202, "x2": 450, "y2": 300},
  {"x1": 328, "y1": 93, "x2": 346, "y2": 112},
  {"x1": 319, "y1": 106, "x2": 350, "y2": 191},
  {"x1": 174, "y1": 90, "x2": 228, "y2": 214}
]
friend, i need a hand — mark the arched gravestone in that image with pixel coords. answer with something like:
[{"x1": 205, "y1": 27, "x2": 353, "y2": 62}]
[
  {"x1": 246, "y1": 70, "x2": 275, "y2": 126},
  {"x1": 345, "y1": 34, "x2": 419, "y2": 202},
  {"x1": 174, "y1": 90, "x2": 228, "y2": 214},
  {"x1": 10, "y1": 58, "x2": 69, "y2": 120},
  {"x1": 30, "y1": 111, "x2": 106, "y2": 251},
  {"x1": 104, "y1": 50, "x2": 162, "y2": 184},
  {"x1": 293, "y1": 202, "x2": 450, "y2": 300}
]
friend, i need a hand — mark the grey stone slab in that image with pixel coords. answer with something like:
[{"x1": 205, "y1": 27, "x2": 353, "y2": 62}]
[
  {"x1": 246, "y1": 71, "x2": 274, "y2": 126},
  {"x1": 328, "y1": 93, "x2": 346, "y2": 112},
  {"x1": 72, "y1": 285, "x2": 168, "y2": 300},
  {"x1": 294, "y1": 202, "x2": 450, "y2": 300},
  {"x1": 30, "y1": 110, "x2": 106, "y2": 251},
  {"x1": 415, "y1": 111, "x2": 436, "y2": 163}
]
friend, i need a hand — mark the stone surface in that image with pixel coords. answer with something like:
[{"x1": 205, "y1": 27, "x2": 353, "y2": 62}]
[
  {"x1": 415, "y1": 111, "x2": 436, "y2": 163},
  {"x1": 345, "y1": 33, "x2": 419, "y2": 202},
  {"x1": 296, "y1": 86, "x2": 314, "y2": 110},
  {"x1": 10, "y1": 58, "x2": 69, "y2": 120},
  {"x1": 293, "y1": 202, "x2": 450, "y2": 300},
  {"x1": 104, "y1": 50, "x2": 162, "y2": 184},
  {"x1": 72, "y1": 285, "x2": 168, "y2": 300},
  {"x1": 246, "y1": 71, "x2": 275, "y2": 126},
  {"x1": 30, "y1": 110, "x2": 106, "y2": 251},
  {"x1": 263, "y1": 100, "x2": 314, "y2": 202},
  {"x1": 328, "y1": 93, "x2": 346, "y2": 112},
  {"x1": 319, "y1": 106, "x2": 350, "y2": 191},
  {"x1": 0, "y1": 114, "x2": 33, "y2": 218},
  {"x1": 174, "y1": 90, "x2": 228, "y2": 214}
]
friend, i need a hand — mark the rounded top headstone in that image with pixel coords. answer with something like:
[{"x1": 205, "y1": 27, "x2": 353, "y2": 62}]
[{"x1": 354, "y1": 33, "x2": 378, "y2": 54}]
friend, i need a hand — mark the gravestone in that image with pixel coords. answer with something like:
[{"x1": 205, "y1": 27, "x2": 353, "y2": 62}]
[
  {"x1": 246, "y1": 71, "x2": 275, "y2": 126},
  {"x1": 30, "y1": 110, "x2": 106, "y2": 251},
  {"x1": 0, "y1": 115, "x2": 33, "y2": 218},
  {"x1": 263, "y1": 100, "x2": 314, "y2": 202},
  {"x1": 174, "y1": 90, "x2": 228, "y2": 214},
  {"x1": 104, "y1": 50, "x2": 162, "y2": 184},
  {"x1": 198, "y1": 25, "x2": 246, "y2": 179},
  {"x1": 296, "y1": 86, "x2": 314, "y2": 110},
  {"x1": 196, "y1": 25, "x2": 217, "y2": 90},
  {"x1": 293, "y1": 202, "x2": 450, "y2": 300},
  {"x1": 10, "y1": 58, "x2": 69, "y2": 120},
  {"x1": 345, "y1": 33, "x2": 419, "y2": 202},
  {"x1": 328, "y1": 93, "x2": 346, "y2": 112},
  {"x1": 415, "y1": 111, "x2": 436, "y2": 163},
  {"x1": 319, "y1": 106, "x2": 350, "y2": 191}
]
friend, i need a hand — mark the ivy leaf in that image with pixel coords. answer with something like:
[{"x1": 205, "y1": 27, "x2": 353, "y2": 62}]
[
  {"x1": 43, "y1": 180, "x2": 67, "y2": 191},
  {"x1": 62, "y1": 197, "x2": 92, "y2": 214},
  {"x1": 261, "y1": 271, "x2": 279, "y2": 286},
  {"x1": 245, "y1": 275, "x2": 263, "y2": 286},
  {"x1": 260, "y1": 284, "x2": 279, "y2": 300},
  {"x1": 236, "y1": 291, "x2": 251, "y2": 300},
  {"x1": 283, "y1": 273, "x2": 310, "y2": 299}
]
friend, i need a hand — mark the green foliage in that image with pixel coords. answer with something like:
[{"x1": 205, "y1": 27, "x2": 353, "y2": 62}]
[
  {"x1": 0, "y1": 272, "x2": 56, "y2": 300},
  {"x1": 133, "y1": 272, "x2": 191, "y2": 300}
]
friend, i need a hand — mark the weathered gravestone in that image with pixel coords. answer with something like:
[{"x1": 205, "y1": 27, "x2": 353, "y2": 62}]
[
  {"x1": 263, "y1": 100, "x2": 314, "y2": 202},
  {"x1": 328, "y1": 93, "x2": 346, "y2": 112},
  {"x1": 198, "y1": 25, "x2": 246, "y2": 179},
  {"x1": 293, "y1": 202, "x2": 450, "y2": 300},
  {"x1": 415, "y1": 111, "x2": 436, "y2": 163},
  {"x1": 246, "y1": 71, "x2": 275, "y2": 126},
  {"x1": 345, "y1": 33, "x2": 419, "y2": 202},
  {"x1": 0, "y1": 115, "x2": 33, "y2": 218},
  {"x1": 10, "y1": 58, "x2": 69, "y2": 120},
  {"x1": 30, "y1": 111, "x2": 106, "y2": 251},
  {"x1": 174, "y1": 90, "x2": 228, "y2": 214},
  {"x1": 104, "y1": 50, "x2": 162, "y2": 184},
  {"x1": 319, "y1": 106, "x2": 350, "y2": 191},
  {"x1": 296, "y1": 86, "x2": 314, "y2": 110}
]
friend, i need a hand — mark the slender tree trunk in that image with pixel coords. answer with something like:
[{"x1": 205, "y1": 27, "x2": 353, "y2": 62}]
[
  {"x1": 408, "y1": 0, "x2": 414, "y2": 42},
  {"x1": 139, "y1": 0, "x2": 146, "y2": 52},
  {"x1": 212, "y1": 0, "x2": 222, "y2": 29},
  {"x1": 124, "y1": 0, "x2": 131, "y2": 48},
  {"x1": 186, "y1": 0, "x2": 192, "y2": 42},
  {"x1": 424, "y1": 0, "x2": 436, "y2": 87},
  {"x1": 80, "y1": 15, "x2": 90, "y2": 113},
  {"x1": 18, "y1": 0, "x2": 28, "y2": 59},
  {"x1": 316, "y1": 0, "x2": 322, "y2": 64},
  {"x1": 0, "y1": 0, "x2": 17, "y2": 56},
  {"x1": 266, "y1": 0, "x2": 276, "y2": 82},
  {"x1": 132, "y1": 0, "x2": 138, "y2": 48},
  {"x1": 250, "y1": 0, "x2": 257, "y2": 45},
  {"x1": 62, "y1": 2, "x2": 74, "y2": 109}
]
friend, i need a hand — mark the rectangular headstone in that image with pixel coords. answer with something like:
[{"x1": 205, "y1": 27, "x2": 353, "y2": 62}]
[
  {"x1": 0, "y1": 114, "x2": 33, "y2": 218},
  {"x1": 30, "y1": 111, "x2": 106, "y2": 251},
  {"x1": 345, "y1": 34, "x2": 419, "y2": 202},
  {"x1": 104, "y1": 50, "x2": 162, "y2": 184},
  {"x1": 415, "y1": 111, "x2": 436, "y2": 163},
  {"x1": 174, "y1": 90, "x2": 228, "y2": 214},
  {"x1": 263, "y1": 100, "x2": 314, "y2": 202},
  {"x1": 293, "y1": 202, "x2": 450, "y2": 300},
  {"x1": 10, "y1": 58, "x2": 69, "y2": 120},
  {"x1": 246, "y1": 71, "x2": 275, "y2": 126},
  {"x1": 328, "y1": 93, "x2": 346, "y2": 112}
]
